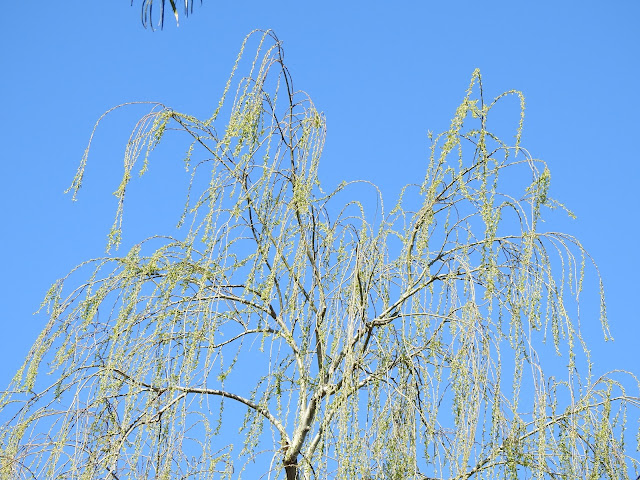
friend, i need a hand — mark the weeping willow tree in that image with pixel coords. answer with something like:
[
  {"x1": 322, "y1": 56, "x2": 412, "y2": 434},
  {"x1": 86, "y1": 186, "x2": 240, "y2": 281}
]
[{"x1": 1, "y1": 30, "x2": 638, "y2": 480}]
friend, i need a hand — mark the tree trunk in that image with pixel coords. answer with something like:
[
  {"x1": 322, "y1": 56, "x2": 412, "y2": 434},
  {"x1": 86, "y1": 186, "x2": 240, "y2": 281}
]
[{"x1": 284, "y1": 456, "x2": 298, "y2": 480}]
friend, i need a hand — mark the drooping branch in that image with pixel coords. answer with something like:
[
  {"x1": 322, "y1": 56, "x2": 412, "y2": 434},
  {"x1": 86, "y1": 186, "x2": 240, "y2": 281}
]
[{"x1": 110, "y1": 368, "x2": 291, "y2": 444}]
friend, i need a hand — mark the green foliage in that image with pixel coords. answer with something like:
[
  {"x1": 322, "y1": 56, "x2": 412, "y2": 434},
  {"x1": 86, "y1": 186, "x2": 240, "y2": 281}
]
[{"x1": 1, "y1": 31, "x2": 638, "y2": 480}]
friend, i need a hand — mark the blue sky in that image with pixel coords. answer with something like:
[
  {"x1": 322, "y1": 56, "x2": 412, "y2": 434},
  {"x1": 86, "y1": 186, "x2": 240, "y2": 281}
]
[{"x1": 1, "y1": 0, "x2": 638, "y2": 459}]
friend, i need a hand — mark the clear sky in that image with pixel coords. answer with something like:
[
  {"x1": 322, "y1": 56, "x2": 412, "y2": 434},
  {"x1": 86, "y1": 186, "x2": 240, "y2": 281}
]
[{"x1": 1, "y1": 0, "x2": 638, "y2": 459}]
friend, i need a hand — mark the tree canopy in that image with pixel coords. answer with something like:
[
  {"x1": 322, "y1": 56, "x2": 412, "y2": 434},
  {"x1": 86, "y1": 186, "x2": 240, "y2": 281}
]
[{"x1": 1, "y1": 30, "x2": 638, "y2": 480}]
